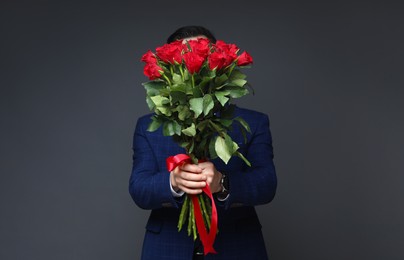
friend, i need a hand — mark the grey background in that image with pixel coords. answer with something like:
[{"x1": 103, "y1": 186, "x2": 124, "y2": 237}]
[{"x1": 1, "y1": 0, "x2": 403, "y2": 259}]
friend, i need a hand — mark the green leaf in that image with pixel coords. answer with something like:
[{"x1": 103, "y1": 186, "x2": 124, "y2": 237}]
[
  {"x1": 142, "y1": 81, "x2": 166, "y2": 96},
  {"x1": 181, "y1": 123, "x2": 196, "y2": 137},
  {"x1": 189, "y1": 97, "x2": 204, "y2": 118},
  {"x1": 208, "y1": 69, "x2": 216, "y2": 78},
  {"x1": 196, "y1": 120, "x2": 209, "y2": 131},
  {"x1": 214, "y1": 91, "x2": 230, "y2": 106},
  {"x1": 235, "y1": 151, "x2": 251, "y2": 167},
  {"x1": 179, "y1": 141, "x2": 190, "y2": 148},
  {"x1": 150, "y1": 96, "x2": 170, "y2": 107},
  {"x1": 146, "y1": 96, "x2": 155, "y2": 110},
  {"x1": 209, "y1": 136, "x2": 218, "y2": 159},
  {"x1": 232, "y1": 140, "x2": 239, "y2": 151},
  {"x1": 224, "y1": 86, "x2": 249, "y2": 98},
  {"x1": 177, "y1": 105, "x2": 191, "y2": 121},
  {"x1": 215, "y1": 135, "x2": 232, "y2": 164},
  {"x1": 147, "y1": 116, "x2": 162, "y2": 132},
  {"x1": 163, "y1": 121, "x2": 174, "y2": 136},
  {"x1": 229, "y1": 69, "x2": 247, "y2": 80},
  {"x1": 215, "y1": 82, "x2": 229, "y2": 90},
  {"x1": 156, "y1": 106, "x2": 172, "y2": 116},
  {"x1": 203, "y1": 94, "x2": 214, "y2": 116},
  {"x1": 230, "y1": 140, "x2": 251, "y2": 166},
  {"x1": 214, "y1": 73, "x2": 228, "y2": 86},
  {"x1": 188, "y1": 139, "x2": 195, "y2": 154},
  {"x1": 172, "y1": 73, "x2": 183, "y2": 84},
  {"x1": 199, "y1": 76, "x2": 213, "y2": 89},
  {"x1": 229, "y1": 79, "x2": 247, "y2": 87},
  {"x1": 172, "y1": 121, "x2": 182, "y2": 135},
  {"x1": 225, "y1": 134, "x2": 236, "y2": 154},
  {"x1": 150, "y1": 96, "x2": 171, "y2": 116},
  {"x1": 159, "y1": 88, "x2": 171, "y2": 96},
  {"x1": 209, "y1": 120, "x2": 224, "y2": 133},
  {"x1": 197, "y1": 136, "x2": 208, "y2": 155},
  {"x1": 234, "y1": 116, "x2": 251, "y2": 133},
  {"x1": 192, "y1": 86, "x2": 203, "y2": 98},
  {"x1": 218, "y1": 118, "x2": 233, "y2": 128},
  {"x1": 171, "y1": 83, "x2": 187, "y2": 93},
  {"x1": 163, "y1": 120, "x2": 181, "y2": 136},
  {"x1": 170, "y1": 91, "x2": 187, "y2": 105},
  {"x1": 184, "y1": 69, "x2": 190, "y2": 81}
]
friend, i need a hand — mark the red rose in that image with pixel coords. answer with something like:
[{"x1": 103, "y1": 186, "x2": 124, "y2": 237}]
[
  {"x1": 237, "y1": 51, "x2": 253, "y2": 66},
  {"x1": 143, "y1": 63, "x2": 163, "y2": 80},
  {"x1": 223, "y1": 51, "x2": 237, "y2": 68},
  {"x1": 215, "y1": 41, "x2": 239, "y2": 54},
  {"x1": 141, "y1": 50, "x2": 157, "y2": 64},
  {"x1": 183, "y1": 52, "x2": 205, "y2": 74},
  {"x1": 212, "y1": 40, "x2": 239, "y2": 68},
  {"x1": 156, "y1": 41, "x2": 183, "y2": 64},
  {"x1": 186, "y1": 38, "x2": 211, "y2": 59},
  {"x1": 208, "y1": 52, "x2": 226, "y2": 70}
]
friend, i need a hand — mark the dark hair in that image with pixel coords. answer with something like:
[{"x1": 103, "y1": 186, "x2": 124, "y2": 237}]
[{"x1": 167, "y1": 25, "x2": 217, "y2": 43}]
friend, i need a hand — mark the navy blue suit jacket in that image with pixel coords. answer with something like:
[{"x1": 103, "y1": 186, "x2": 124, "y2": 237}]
[{"x1": 129, "y1": 106, "x2": 277, "y2": 259}]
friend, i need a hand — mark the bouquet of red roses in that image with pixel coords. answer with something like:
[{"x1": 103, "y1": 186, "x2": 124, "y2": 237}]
[{"x1": 140, "y1": 38, "x2": 253, "y2": 254}]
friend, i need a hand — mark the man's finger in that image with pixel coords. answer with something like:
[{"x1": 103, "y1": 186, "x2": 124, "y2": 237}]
[
  {"x1": 180, "y1": 172, "x2": 207, "y2": 181},
  {"x1": 180, "y1": 163, "x2": 202, "y2": 173},
  {"x1": 178, "y1": 186, "x2": 203, "y2": 195},
  {"x1": 179, "y1": 179, "x2": 206, "y2": 189}
]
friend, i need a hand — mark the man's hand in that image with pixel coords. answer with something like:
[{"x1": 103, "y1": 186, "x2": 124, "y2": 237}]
[
  {"x1": 170, "y1": 161, "x2": 222, "y2": 195},
  {"x1": 198, "y1": 161, "x2": 222, "y2": 194},
  {"x1": 170, "y1": 163, "x2": 206, "y2": 195}
]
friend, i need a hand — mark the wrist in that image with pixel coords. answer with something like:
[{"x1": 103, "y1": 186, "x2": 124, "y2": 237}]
[
  {"x1": 213, "y1": 171, "x2": 223, "y2": 193},
  {"x1": 170, "y1": 171, "x2": 180, "y2": 192}
]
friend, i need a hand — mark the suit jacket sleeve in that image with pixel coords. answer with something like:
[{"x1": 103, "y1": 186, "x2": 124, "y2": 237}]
[
  {"x1": 128, "y1": 116, "x2": 183, "y2": 210},
  {"x1": 222, "y1": 113, "x2": 277, "y2": 210}
]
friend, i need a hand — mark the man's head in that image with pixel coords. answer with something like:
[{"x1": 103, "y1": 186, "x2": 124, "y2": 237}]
[{"x1": 166, "y1": 25, "x2": 216, "y2": 44}]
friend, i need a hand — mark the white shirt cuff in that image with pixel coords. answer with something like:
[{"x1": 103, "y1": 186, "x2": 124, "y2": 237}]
[{"x1": 170, "y1": 173, "x2": 185, "y2": 197}]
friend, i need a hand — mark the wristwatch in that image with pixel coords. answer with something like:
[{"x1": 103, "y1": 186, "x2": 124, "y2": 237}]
[{"x1": 217, "y1": 172, "x2": 230, "y2": 201}]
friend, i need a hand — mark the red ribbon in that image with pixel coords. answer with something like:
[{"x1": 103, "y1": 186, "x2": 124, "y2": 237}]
[{"x1": 166, "y1": 154, "x2": 218, "y2": 255}]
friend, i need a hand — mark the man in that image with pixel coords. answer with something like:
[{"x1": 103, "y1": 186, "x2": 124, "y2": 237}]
[{"x1": 129, "y1": 25, "x2": 277, "y2": 260}]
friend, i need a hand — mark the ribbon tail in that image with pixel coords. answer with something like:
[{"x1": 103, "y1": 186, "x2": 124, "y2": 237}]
[
  {"x1": 204, "y1": 185, "x2": 218, "y2": 255},
  {"x1": 191, "y1": 189, "x2": 218, "y2": 255},
  {"x1": 204, "y1": 244, "x2": 218, "y2": 255},
  {"x1": 202, "y1": 184, "x2": 218, "y2": 255}
]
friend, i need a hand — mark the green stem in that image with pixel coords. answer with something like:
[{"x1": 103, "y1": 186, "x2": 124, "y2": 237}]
[
  {"x1": 227, "y1": 63, "x2": 236, "y2": 77},
  {"x1": 163, "y1": 74, "x2": 172, "y2": 87},
  {"x1": 179, "y1": 65, "x2": 184, "y2": 81},
  {"x1": 199, "y1": 194, "x2": 211, "y2": 229},
  {"x1": 189, "y1": 153, "x2": 198, "y2": 165},
  {"x1": 178, "y1": 195, "x2": 189, "y2": 231},
  {"x1": 191, "y1": 202, "x2": 197, "y2": 241},
  {"x1": 187, "y1": 197, "x2": 193, "y2": 236}
]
